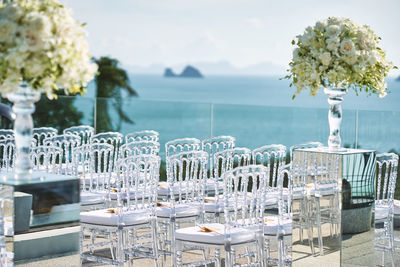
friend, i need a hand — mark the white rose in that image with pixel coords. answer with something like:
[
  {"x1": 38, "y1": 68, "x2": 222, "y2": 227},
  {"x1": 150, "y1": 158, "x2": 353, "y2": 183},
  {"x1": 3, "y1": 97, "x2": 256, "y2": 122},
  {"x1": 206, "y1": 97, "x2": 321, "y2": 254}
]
[
  {"x1": 368, "y1": 50, "x2": 380, "y2": 65},
  {"x1": 340, "y1": 39, "x2": 355, "y2": 55},
  {"x1": 326, "y1": 25, "x2": 340, "y2": 37},
  {"x1": 326, "y1": 36, "x2": 340, "y2": 51},
  {"x1": 25, "y1": 56, "x2": 47, "y2": 77},
  {"x1": 0, "y1": 4, "x2": 23, "y2": 22},
  {"x1": 0, "y1": 19, "x2": 17, "y2": 43},
  {"x1": 24, "y1": 12, "x2": 52, "y2": 37},
  {"x1": 319, "y1": 52, "x2": 331, "y2": 66}
]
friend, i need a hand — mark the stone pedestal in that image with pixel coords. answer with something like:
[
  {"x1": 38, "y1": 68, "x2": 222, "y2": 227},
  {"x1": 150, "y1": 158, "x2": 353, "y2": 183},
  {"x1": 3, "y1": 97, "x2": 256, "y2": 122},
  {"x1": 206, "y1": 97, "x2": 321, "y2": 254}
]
[
  {"x1": 0, "y1": 171, "x2": 80, "y2": 264},
  {"x1": 291, "y1": 148, "x2": 375, "y2": 267}
]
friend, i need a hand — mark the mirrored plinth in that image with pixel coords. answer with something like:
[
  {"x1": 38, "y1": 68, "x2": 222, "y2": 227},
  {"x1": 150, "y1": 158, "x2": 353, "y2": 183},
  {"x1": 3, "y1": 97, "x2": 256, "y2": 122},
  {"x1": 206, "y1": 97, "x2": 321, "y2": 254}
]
[
  {"x1": 292, "y1": 148, "x2": 375, "y2": 266},
  {"x1": 0, "y1": 171, "x2": 80, "y2": 265}
]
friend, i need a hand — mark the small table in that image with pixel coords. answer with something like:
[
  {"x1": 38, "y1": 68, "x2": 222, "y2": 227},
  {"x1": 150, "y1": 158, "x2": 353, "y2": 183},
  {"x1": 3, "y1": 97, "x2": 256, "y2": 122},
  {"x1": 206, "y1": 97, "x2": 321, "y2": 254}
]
[{"x1": 291, "y1": 147, "x2": 375, "y2": 267}]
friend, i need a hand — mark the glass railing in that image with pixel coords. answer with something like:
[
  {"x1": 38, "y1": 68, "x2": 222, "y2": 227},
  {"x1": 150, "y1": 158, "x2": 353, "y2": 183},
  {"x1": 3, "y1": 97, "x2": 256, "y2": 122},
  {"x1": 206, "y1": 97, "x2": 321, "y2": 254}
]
[
  {"x1": 29, "y1": 94, "x2": 400, "y2": 154},
  {"x1": 25, "y1": 94, "x2": 400, "y2": 196}
]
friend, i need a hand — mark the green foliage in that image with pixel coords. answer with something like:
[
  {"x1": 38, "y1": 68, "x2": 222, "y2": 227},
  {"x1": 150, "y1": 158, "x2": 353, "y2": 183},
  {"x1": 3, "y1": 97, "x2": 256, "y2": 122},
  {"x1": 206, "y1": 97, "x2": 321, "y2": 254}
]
[{"x1": 94, "y1": 56, "x2": 137, "y2": 133}]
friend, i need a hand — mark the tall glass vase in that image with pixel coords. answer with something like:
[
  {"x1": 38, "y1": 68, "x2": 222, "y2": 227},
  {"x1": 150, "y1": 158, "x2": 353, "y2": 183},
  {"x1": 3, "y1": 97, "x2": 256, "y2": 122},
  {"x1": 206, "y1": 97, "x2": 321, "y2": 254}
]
[
  {"x1": 7, "y1": 83, "x2": 40, "y2": 180},
  {"x1": 324, "y1": 87, "x2": 348, "y2": 150}
]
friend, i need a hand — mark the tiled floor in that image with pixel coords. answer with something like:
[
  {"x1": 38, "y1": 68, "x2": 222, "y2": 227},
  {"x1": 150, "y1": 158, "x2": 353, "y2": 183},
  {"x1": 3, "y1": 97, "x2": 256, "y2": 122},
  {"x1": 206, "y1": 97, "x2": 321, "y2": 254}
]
[{"x1": 16, "y1": 228, "x2": 400, "y2": 266}]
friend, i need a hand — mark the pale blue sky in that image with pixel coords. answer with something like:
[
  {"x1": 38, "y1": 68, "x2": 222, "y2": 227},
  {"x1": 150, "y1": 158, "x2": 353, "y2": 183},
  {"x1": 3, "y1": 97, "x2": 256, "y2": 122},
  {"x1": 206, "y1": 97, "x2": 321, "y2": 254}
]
[{"x1": 62, "y1": 0, "x2": 400, "y2": 74}]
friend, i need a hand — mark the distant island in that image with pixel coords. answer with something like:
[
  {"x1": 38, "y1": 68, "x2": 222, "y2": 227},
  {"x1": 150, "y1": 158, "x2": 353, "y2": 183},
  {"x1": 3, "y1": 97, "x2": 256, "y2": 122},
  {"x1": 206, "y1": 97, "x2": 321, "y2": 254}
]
[
  {"x1": 397, "y1": 76, "x2": 400, "y2": 81},
  {"x1": 164, "y1": 65, "x2": 203, "y2": 78}
]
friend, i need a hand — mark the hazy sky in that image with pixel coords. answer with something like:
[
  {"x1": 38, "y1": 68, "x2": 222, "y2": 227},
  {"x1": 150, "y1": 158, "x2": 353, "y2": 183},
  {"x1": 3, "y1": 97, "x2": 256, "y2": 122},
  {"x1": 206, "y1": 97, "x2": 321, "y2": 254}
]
[{"x1": 62, "y1": 0, "x2": 400, "y2": 73}]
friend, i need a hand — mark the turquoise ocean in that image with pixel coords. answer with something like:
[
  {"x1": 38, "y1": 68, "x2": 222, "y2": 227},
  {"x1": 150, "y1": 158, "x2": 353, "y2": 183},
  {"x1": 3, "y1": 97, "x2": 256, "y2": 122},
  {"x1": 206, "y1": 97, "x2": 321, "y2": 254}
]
[{"x1": 79, "y1": 75, "x2": 400, "y2": 154}]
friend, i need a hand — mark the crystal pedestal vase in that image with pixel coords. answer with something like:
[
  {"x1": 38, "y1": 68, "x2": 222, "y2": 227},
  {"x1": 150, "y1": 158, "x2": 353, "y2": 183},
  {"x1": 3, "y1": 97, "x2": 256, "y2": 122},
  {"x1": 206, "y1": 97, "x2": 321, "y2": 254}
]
[
  {"x1": 324, "y1": 87, "x2": 348, "y2": 150},
  {"x1": 7, "y1": 83, "x2": 40, "y2": 180}
]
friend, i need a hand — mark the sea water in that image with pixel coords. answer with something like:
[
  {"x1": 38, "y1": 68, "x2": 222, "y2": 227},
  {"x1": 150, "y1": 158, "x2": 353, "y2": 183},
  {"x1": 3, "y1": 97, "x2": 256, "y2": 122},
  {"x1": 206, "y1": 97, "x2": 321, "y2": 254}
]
[{"x1": 79, "y1": 75, "x2": 400, "y2": 153}]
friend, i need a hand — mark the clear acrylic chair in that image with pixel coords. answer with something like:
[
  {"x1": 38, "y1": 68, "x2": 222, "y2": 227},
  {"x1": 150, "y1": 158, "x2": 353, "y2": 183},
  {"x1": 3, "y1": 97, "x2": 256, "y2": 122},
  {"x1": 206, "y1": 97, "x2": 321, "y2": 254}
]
[
  {"x1": 252, "y1": 144, "x2": 291, "y2": 265},
  {"x1": 252, "y1": 144, "x2": 287, "y2": 207},
  {"x1": 175, "y1": 165, "x2": 267, "y2": 267},
  {"x1": 203, "y1": 147, "x2": 252, "y2": 223},
  {"x1": 30, "y1": 145, "x2": 63, "y2": 174},
  {"x1": 201, "y1": 135, "x2": 235, "y2": 177},
  {"x1": 375, "y1": 153, "x2": 398, "y2": 266},
  {"x1": 91, "y1": 132, "x2": 123, "y2": 170},
  {"x1": 33, "y1": 127, "x2": 58, "y2": 147},
  {"x1": 43, "y1": 134, "x2": 81, "y2": 175},
  {"x1": 0, "y1": 138, "x2": 15, "y2": 172},
  {"x1": 119, "y1": 140, "x2": 160, "y2": 159},
  {"x1": 158, "y1": 150, "x2": 208, "y2": 267},
  {"x1": 73, "y1": 143, "x2": 114, "y2": 208},
  {"x1": 125, "y1": 130, "x2": 159, "y2": 143},
  {"x1": 63, "y1": 125, "x2": 94, "y2": 146},
  {"x1": 290, "y1": 142, "x2": 339, "y2": 257},
  {"x1": 164, "y1": 138, "x2": 201, "y2": 182},
  {"x1": 81, "y1": 155, "x2": 161, "y2": 266}
]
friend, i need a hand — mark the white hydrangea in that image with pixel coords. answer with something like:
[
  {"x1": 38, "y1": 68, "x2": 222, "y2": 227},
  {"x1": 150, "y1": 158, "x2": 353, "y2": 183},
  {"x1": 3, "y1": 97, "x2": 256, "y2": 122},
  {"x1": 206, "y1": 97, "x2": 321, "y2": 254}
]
[
  {"x1": 0, "y1": 0, "x2": 98, "y2": 98},
  {"x1": 286, "y1": 17, "x2": 396, "y2": 98}
]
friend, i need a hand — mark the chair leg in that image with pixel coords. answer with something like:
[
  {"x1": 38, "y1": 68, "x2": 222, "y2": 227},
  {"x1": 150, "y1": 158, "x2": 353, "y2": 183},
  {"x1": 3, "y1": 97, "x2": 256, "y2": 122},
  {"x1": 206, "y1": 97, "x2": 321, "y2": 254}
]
[
  {"x1": 170, "y1": 219, "x2": 177, "y2": 267},
  {"x1": 152, "y1": 219, "x2": 159, "y2": 267},
  {"x1": 116, "y1": 228, "x2": 124, "y2": 266},
  {"x1": 176, "y1": 240, "x2": 183, "y2": 267},
  {"x1": 215, "y1": 248, "x2": 221, "y2": 267}
]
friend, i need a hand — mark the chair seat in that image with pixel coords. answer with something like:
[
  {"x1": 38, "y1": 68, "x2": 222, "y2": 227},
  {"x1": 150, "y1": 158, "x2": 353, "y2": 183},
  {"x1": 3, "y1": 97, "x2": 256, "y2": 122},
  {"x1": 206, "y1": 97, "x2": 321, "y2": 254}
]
[
  {"x1": 81, "y1": 208, "x2": 150, "y2": 226},
  {"x1": 394, "y1": 200, "x2": 400, "y2": 215},
  {"x1": 305, "y1": 183, "x2": 337, "y2": 196},
  {"x1": 81, "y1": 191, "x2": 104, "y2": 206},
  {"x1": 263, "y1": 216, "x2": 292, "y2": 236},
  {"x1": 156, "y1": 202, "x2": 201, "y2": 218},
  {"x1": 375, "y1": 202, "x2": 391, "y2": 220},
  {"x1": 175, "y1": 223, "x2": 255, "y2": 245},
  {"x1": 204, "y1": 178, "x2": 224, "y2": 191},
  {"x1": 108, "y1": 189, "x2": 151, "y2": 200}
]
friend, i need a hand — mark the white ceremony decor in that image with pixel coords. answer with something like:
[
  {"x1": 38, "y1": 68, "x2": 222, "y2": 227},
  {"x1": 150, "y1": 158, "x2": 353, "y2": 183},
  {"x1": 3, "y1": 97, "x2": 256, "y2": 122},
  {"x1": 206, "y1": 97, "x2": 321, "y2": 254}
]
[
  {"x1": 0, "y1": 0, "x2": 97, "y2": 179},
  {"x1": 285, "y1": 17, "x2": 397, "y2": 149}
]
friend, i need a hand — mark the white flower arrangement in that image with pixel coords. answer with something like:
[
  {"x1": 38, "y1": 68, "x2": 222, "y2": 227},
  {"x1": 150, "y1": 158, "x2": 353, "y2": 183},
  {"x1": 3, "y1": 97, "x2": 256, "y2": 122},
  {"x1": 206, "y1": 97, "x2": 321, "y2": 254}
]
[
  {"x1": 285, "y1": 17, "x2": 397, "y2": 98},
  {"x1": 0, "y1": 0, "x2": 97, "y2": 99}
]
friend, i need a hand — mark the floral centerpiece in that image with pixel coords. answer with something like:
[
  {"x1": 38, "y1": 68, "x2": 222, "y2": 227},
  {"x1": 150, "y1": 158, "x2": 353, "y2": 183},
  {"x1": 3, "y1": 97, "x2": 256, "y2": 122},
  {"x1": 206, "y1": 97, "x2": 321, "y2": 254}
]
[
  {"x1": 0, "y1": 0, "x2": 97, "y2": 98},
  {"x1": 285, "y1": 17, "x2": 396, "y2": 149},
  {"x1": 0, "y1": 0, "x2": 97, "y2": 179},
  {"x1": 286, "y1": 17, "x2": 396, "y2": 98}
]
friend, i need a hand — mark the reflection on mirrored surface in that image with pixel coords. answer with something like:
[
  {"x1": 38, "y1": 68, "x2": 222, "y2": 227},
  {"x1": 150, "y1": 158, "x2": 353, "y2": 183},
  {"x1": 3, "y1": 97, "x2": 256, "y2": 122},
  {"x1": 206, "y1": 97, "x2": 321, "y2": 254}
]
[{"x1": 292, "y1": 148, "x2": 375, "y2": 266}]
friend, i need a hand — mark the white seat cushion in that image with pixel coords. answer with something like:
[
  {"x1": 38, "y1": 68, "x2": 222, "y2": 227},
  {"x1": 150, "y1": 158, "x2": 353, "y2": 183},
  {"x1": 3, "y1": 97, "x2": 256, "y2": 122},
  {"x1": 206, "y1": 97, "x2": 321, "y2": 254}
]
[
  {"x1": 375, "y1": 204, "x2": 390, "y2": 220},
  {"x1": 81, "y1": 191, "x2": 104, "y2": 206},
  {"x1": 305, "y1": 183, "x2": 336, "y2": 196},
  {"x1": 156, "y1": 202, "x2": 201, "y2": 218},
  {"x1": 81, "y1": 208, "x2": 150, "y2": 226},
  {"x1": 175, "y1": 223, "x2": 255, "y2": 245},
  {"x1": 394, "y1": 200, "x2": 400, "y2": 215},
  {"x1": 263, "y1": 216, "x2": 292, "y2": 236}
]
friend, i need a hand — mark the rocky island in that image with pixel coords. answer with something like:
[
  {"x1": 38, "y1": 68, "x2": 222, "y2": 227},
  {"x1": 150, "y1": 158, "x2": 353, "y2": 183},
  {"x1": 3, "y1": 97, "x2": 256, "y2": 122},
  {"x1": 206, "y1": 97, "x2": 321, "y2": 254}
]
[{"x1": 164, "y1": 65, "x2": 203, "y2": 78}]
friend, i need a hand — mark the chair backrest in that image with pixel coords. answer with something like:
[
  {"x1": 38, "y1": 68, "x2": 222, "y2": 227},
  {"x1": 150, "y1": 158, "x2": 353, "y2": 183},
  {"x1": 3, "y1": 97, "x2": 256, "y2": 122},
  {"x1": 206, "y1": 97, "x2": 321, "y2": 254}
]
[
  {"x1": 73, "y1": 143, "x2": 114, "y2": 192},
  {"x1": 252, "y1": 144, "x2": 286, "y2": 187},
  {"x1": 43, "y1": 134, "x2": 81, "y2": 175},
  {"x1": 0, "y1": 138, "x2": 15, "y2": 172},
  {"x1": 91, "y1": 132, "x2": 123, "y2": 166},
  {"x1": 115, "y1": 155, "x2": 160, "y2": 213},
  {"x1": 30, "y1": 145, "x2": 63, "y2": 174},
  {"x1": 165, "y1": 138, "x2": 201, "y2": 157},
  {"x1": 63, "y1": 125, "x2": 94, "y2": 146},
  {"x1": 166, "y1": 150, "x2": 208, "y2": 204},
  {"x1": 289, "y1": 142, "x2": 324, "y2": 188},
  {"x1": 376, "y1": 153, "x2": 398, "y2": 204},
  {"x1": 222, "y1": 165, "x2": 267, "y2": 229},
  {"x1": 33, "y1": 127, "x2": 58, "y2": 147},
  {"x1": 202, "y1": 136, "x2": 235, "y2": 177},
  {"x1": 125, "y1": 130, "x2": 159, "y2": 143},
  {"x1": 119, "y1": 140, "x2": 160, "y2": 159},
  {"x1": 213, "y1": 147, "x2": 251, "y2": 179},
  {"x1": 0, "y1": 129, "x2": 14, "y2": 140}
]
